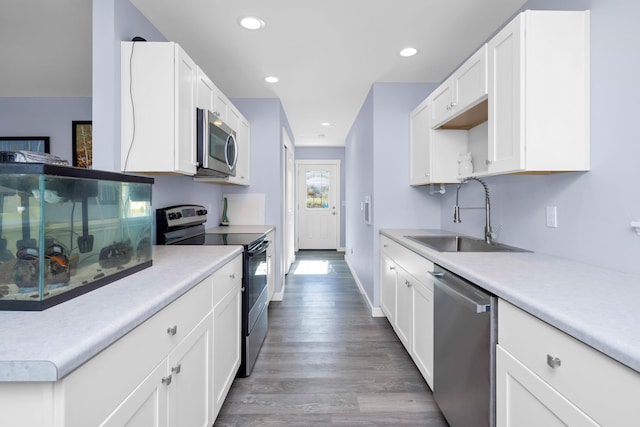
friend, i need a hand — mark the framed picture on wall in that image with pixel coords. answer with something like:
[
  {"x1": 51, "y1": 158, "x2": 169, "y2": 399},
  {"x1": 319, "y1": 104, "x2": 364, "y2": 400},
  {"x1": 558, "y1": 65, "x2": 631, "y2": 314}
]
[
  {"x1": 0, "y1": 137, "x2": 50, "y2": 153},
  {"x1": 72, "y1": 121, "x2": 92, "y2": 168}
]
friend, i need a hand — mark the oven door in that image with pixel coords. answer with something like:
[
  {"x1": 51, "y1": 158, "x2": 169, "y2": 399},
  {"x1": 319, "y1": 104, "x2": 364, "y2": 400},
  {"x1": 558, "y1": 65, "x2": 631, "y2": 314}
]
[{"x1": 245, "y1": 238, "x2": 269, "y2": 334}]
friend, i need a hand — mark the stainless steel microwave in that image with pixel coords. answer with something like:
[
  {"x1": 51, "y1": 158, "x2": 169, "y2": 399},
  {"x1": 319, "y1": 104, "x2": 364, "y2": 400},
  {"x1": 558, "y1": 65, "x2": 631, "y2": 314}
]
[{"x1": 196, "y1": 108, "x2": 238, "y2": 177}]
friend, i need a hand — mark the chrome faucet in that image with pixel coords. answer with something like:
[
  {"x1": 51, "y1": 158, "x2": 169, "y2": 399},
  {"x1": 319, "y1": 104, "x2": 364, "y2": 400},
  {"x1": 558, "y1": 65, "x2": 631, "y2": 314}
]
[{"x1": 453, "y1": 177, "x2": 494, "y2": 244}]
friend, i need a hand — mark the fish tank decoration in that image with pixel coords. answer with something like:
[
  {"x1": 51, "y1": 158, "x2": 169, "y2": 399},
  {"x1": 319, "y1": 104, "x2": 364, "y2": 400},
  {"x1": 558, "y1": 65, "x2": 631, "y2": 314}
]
[{"x1": 0, "y1": 163, "x2": 153, "y2": 310}]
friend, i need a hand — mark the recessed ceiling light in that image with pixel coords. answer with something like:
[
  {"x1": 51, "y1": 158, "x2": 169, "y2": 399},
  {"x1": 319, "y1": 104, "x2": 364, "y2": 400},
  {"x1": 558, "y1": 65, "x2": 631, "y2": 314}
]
[
  {"x1": 265, "y1": 76, "x2": 279, "y2": 83},
  {"x1": 239, "y1": 16, "x2": 265, "y2": 30},
  {"x1": 400, "y1": 47, "x2": 418, "y2": 57},
  {"x1": 321, "y1": 122, "x2": 331, "y2": 127}
]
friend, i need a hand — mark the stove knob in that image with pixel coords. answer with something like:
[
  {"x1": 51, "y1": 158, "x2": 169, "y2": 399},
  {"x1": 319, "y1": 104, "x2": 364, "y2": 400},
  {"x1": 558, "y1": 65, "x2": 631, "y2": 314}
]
[
  {"x1": 175, "y1": 212, "x2": 183, "y2": 219},
  {"x1": 168, "y1": 213, "x2": 177, "y2": 220},
  {"x1": 197, "y1": 209, "x2": 208, "y2": 216}
]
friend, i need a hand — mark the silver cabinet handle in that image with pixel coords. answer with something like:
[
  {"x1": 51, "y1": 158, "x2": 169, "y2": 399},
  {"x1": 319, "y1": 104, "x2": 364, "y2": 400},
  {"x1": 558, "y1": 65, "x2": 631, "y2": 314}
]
[
  {"x1": 162, "y1": 375, "x2": 172, "y2": 386},
  {"x1": 405, "y1": 280, "x2": 412, "y2": 287},
  {"x1": 547, "y1": 354, "x2": 562, "y2": 368},
  {"x1": 389, "y1": 266, "x2": 396, "y2": 270},
  {"x1": 167, "y1": 325, "x2": 178, "y2": 336},
  {"x1": 383, "y1": 244, "x2": 388, "y2": 247},
  {"x1": 230, "y1": 273, "x2": 235, "y2": 279},
  {"x1": 171, "y1": 364, "x2": 181, "y2": 375}
]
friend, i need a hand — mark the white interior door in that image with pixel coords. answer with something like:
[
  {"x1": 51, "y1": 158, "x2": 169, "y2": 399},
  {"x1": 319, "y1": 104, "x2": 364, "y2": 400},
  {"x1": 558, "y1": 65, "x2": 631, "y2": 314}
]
[{"x1": 296, "y1": 160, "x2": 340, "y2": 250}]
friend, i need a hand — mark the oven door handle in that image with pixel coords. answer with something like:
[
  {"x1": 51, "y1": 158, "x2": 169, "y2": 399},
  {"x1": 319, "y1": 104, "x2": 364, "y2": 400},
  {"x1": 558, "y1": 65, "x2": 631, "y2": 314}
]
[{"x1": 247, "y1": 240, "x2": 269, "y2": 255}]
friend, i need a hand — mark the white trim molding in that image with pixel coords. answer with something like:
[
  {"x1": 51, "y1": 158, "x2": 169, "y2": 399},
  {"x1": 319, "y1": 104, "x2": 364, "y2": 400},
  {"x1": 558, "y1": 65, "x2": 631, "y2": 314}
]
[{"x1": 344, "y1": 254, "x2": 385, "y2": 317}]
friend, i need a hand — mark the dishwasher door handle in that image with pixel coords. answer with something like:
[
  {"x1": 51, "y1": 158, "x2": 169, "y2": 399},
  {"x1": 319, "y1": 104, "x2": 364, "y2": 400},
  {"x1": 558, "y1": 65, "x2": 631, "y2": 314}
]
[{"x1": 429, "y1": 271, "x2": 490, "y2": 313}]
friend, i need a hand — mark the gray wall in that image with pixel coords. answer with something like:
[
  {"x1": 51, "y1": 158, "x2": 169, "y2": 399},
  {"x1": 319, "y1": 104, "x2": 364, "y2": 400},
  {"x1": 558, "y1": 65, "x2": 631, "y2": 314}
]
[
  {"x1": 92, "y1": 0, "x2": 224, "y2": 237},
  {"x1": 442, "y1": 0, "x2": 640, "y2": 275},
  {"x1": 345, "y1": 83, "x2": 437, "y2": 306},
  {"x1": 0, "y1": 97, "x2": 91, "y2": 161},
  {"x1": 345, "y1": 0, "x2": 640, "y2": 312},
  {"x1": 295, "y1": 146, "x2": 346, "y2": 248},
  {"x1": 224, "y1": 98, "x2": 294, "y2": 295}
]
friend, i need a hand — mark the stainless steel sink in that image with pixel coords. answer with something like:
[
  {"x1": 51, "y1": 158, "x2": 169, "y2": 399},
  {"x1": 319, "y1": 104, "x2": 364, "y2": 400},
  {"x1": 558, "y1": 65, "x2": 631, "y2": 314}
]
[{"x1": 404, "y1": 235, "x2": 528, "y2": 253}]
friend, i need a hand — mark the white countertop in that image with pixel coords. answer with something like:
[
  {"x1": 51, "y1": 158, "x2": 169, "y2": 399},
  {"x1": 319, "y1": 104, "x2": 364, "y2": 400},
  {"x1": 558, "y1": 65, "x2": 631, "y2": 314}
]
[
  {"x1": 0, "y1": 245, "x2": 243, "y2": 382},
  {"x1": 381, "y1": 229, "x2": 640, "y2": 374}
]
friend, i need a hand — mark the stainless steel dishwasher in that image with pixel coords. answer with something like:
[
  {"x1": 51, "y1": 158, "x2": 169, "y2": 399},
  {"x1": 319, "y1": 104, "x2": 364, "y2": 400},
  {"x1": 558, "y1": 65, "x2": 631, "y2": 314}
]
[{"x1": 430, "y1": 264, "x2": 497, "y2": 427}]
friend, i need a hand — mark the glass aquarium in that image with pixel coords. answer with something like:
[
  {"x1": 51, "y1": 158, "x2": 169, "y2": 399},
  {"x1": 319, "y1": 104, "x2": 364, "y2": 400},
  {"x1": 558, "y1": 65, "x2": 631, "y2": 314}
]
[{"x1": 0, "y1": 163, "x2": 153, "y2": 310}]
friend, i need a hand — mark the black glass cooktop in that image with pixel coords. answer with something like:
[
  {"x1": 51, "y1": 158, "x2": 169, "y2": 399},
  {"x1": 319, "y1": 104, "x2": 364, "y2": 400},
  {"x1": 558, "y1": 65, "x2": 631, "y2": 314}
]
[{"x1": 175, "y1": 233, "x2": 265, "y2": 247}]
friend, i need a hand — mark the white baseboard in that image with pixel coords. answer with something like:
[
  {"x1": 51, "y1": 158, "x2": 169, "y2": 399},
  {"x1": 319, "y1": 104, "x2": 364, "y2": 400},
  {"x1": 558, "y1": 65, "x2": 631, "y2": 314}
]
[
  {"x1": 271, "y1": 283, "x2": 285, "y2": 301},
  {"x1": 344, "y1": 254, "x2": 385, "y2": 318},
  {"x1": 338, "y1": 246, "x2": 346, "y2": 252}
]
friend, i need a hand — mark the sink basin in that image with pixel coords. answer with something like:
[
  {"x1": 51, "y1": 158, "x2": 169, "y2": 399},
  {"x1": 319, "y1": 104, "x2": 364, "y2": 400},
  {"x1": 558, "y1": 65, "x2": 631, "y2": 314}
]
[{"x1": 404, "y1": 235, "x2": 528, "y2": 253}]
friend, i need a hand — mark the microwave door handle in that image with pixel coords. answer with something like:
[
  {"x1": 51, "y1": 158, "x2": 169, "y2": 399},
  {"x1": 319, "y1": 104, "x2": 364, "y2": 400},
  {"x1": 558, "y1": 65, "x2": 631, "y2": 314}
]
[
  {"x1": 202, "y1": 115, "x2": 210, "y2": 169},
  {"x1": 225, "y1": 134, "x2": 238, "y2": 169},
  {"x1": 232, "y1": 134, "x2": 238, "y2": 168}
]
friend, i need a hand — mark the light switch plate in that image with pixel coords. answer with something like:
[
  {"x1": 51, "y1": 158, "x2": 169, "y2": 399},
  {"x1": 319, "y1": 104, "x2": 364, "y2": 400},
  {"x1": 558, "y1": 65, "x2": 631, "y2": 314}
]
[{"x1": 546, "y1": 206, "x2": 558, "y2": 228}]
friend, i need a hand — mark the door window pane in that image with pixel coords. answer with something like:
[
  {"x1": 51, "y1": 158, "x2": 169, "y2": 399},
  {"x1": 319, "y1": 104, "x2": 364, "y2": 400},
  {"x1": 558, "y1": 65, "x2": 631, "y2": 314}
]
[{"x1": 306, "y1": 171, "x2": 329, "y2": 208}]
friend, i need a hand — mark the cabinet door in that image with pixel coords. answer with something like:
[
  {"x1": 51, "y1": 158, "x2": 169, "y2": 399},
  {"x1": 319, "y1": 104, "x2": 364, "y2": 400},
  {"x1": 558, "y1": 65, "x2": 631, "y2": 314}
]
[
  {"x1": 100, "y1": 362, "x2": 168, "y2": 427},
  {"x1": 488, "y1": 15, "x2": 523, "y2": 174},
  {"x1": 411, "y1": 279, "x2": 434, "y2": 390},
  {"x1": 212, "y1": 285, "x2": 242, "y2": 419},
  {"x1": 496, "y1": 345, "x2": 598, "y2": 427},
  {"x1": 174, "y1": 45, "x2": 198, "y2": 175},
  {"x1": 167, "y1": 314, "x2": 213, "y2": 427},
  {"x1": 213, "y1": 91, "x2": 229, "y2": 122},
  {"x1": 266, "y1": 231, "x2": 275, "y2": 300},
  {"x1": 196, "y1": 67, "x2": 215, "y2": 111},
  {"x1": 379, "y1": 254, "x2": 397, "y2": 324},
  {"x1": 453, "y1": 44, "x2": 488, "y2": 115},
  {"x1": 394, "y1": 268, "x2": 413, "y2": 353},
  {"x1": 430, "y1": 80, "x2": 454, "y2": 127},
  {"x1": 409, "y1": 99, "x2": 431, "y2": 185}
]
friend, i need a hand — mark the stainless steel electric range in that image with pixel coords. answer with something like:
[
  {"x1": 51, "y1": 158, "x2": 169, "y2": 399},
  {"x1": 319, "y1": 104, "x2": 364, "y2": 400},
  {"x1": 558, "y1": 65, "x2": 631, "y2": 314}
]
[{"x1": 156, "y1": 205, "x2": 269, "y2": 377}]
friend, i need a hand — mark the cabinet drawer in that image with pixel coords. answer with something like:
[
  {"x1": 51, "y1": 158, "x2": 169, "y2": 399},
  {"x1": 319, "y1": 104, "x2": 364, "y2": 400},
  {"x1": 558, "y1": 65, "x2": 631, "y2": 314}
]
[
  {"x1": 212, "y1": 254, "x2": 242, "y2": 303},
  {"x1": 498, "y1": 300, "x2": 640, "y2": 425},
  {"x1": 59, "y1": 277, "x2": 213, "y2": 427},
  {"x1": 380, "y1": 235, "x2": 434, "y2": 285}
]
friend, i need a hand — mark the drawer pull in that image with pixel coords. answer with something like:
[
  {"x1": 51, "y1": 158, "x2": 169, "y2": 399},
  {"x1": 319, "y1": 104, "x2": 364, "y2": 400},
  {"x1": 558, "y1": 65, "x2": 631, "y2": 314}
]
[
  {"x1": 230, "y1": 273, "x2": 236, "y2": 279},
  {"x1": 161, "y1": 375, "x2": 172, "y2": 386},
  {"x1": 171, "y1": 364, "x2": 182, "y2": 375},
  {"x1": 405, "y1": 280, "x2": 412, "y2": 287},
  {"x1": 389, "y1": 266, "x2": 396, "y2": 270},
  {"x1": 547, "y1": 354, "x2": 562, "y2": 368},
  {"x1": 167, "y1": 325, "x2": 178, "y2": 336}
]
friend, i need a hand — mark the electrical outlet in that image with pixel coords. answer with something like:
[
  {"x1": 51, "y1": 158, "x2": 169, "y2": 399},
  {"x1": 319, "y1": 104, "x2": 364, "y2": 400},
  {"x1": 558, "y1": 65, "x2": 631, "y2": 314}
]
[{"x1": 546, "y1": 206, "x2": 558, "y2": 228}]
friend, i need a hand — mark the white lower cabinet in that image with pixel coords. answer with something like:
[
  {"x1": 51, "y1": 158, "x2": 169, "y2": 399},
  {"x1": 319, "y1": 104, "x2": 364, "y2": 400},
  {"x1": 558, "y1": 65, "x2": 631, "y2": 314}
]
[
  {"x1": 379, "y1": 235, "x2": 434, "y2": 390},
  {"x1": 266, "y1": 230, "x2": 275, "y2": 301},
  {"x1": 394, "y1": 267, "x2": 413, "y2": 353},
  {"x1": 411, "y1": 278, "x2": 434, "y2": 388},
  {"x1": 102, "y1": 314, "x2": 213, "y2": 427},
  {"x1": 101, "y1": 360, "x2": 168, "y2": 427},
  {"x1": 379, "y1": 254, "x2": 396, "y2": 325},
  {"x1": 497, "y1": 300, "x2": 640, "y2": 426},
  {"x1": 212, "y1": 277, "x2": 242, "y2": 419},
  {"x1": 0, "y1": 254, "x2": 243, "y2": 427}
]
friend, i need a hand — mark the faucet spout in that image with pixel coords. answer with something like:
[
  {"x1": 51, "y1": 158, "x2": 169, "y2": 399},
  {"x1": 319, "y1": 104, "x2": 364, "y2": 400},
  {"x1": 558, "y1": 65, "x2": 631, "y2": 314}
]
[{"x1": 452, "y1": 177, "x2": 493, "y2": 244}]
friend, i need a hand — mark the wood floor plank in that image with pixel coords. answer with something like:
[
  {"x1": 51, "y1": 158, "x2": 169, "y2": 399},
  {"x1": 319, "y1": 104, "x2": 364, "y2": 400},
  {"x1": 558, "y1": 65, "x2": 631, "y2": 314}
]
[{"x1": 215, "y1": 250, "x2": 447, "y2": 426}]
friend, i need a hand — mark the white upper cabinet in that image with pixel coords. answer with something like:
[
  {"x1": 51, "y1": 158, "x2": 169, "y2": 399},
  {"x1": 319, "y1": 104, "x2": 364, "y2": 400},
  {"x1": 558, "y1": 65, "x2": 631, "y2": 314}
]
[
  {"x1": 431, "y1": 45, "x2": 488, "y2": 129},
  {"x1": 487, "y1": 10, "x2": 590, "y2": 174},
  {"x1": 409, "y1": 10, "x2": 590, "y2": 183},
  {"x1": 121, "y1": 42, "x2": 198, "y2": 175},
  {"x1": 410, "y1": 97, "x2": 468, "y2": 185},
  {"x1": 196, "y1": 67, "x2": 215, "y2": 111}
]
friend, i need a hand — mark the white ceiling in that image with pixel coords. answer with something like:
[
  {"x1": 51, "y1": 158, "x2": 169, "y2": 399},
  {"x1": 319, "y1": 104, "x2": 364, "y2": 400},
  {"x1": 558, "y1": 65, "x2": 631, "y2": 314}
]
[{"x1": 1, "y1": 0, "x2": 527, "y2": 147}]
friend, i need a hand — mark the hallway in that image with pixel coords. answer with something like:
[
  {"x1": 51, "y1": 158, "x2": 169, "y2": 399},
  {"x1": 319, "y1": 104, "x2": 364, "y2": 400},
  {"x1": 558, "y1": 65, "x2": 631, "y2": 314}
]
[{"x1": 215, "y1": 251, "x2": 447, "y2": 426}]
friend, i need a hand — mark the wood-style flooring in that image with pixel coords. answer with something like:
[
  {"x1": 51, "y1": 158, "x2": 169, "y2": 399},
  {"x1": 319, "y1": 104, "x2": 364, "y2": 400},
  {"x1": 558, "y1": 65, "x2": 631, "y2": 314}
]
[{"x1": 214, "y1": 250, "x2": 448, "y2": 426}]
